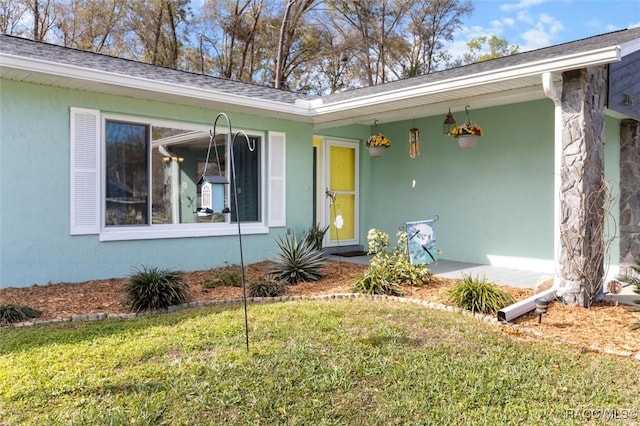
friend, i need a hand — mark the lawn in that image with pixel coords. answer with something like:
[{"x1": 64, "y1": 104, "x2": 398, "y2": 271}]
[{"x1": 1, "y1": 299, "x2": 638, "y2": 425}]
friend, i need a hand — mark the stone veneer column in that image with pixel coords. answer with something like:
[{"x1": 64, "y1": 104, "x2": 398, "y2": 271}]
[
  {"x1": 619, "y1": 119, "x2": 640, "y2": 271},
  {"x1": 558, "y1": 66, "x2": 607, "y2": 306}
]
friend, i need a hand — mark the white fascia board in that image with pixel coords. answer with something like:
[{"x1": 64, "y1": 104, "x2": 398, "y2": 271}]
[
  {"x1": 620, "y1": 37, "x2": 640, "y2": 56},
  {"x1": 0, "y1": 53, "x2": 313, "y2": 118},
  {"x1": 312, "y1": 46, "x2": 621, "y2": 115}
]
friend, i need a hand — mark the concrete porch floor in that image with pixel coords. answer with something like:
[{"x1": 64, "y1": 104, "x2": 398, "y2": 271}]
[{"x1": 326, "y1": 255, "x2": 638, "y2": 306}]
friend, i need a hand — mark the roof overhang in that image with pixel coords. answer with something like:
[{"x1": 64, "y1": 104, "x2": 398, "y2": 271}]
[
  {"x1": 309, "y1": 46, "x2": 622, "y2": 129},
  {"x1": 0, "y1": 53, "x2": 313, "y2": 122},
  {"x1": 0, "y1": 45, "x2": 623, "y2": 129}
]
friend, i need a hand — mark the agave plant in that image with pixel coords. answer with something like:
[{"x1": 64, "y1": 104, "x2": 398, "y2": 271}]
[{"x1": 271, "y1": 233, "x2": 326, "y2": 284}]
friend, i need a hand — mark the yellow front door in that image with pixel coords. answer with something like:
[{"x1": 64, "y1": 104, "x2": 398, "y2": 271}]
[{"x1": 324, "y1": 139, "x2": 359, "y2": 246}]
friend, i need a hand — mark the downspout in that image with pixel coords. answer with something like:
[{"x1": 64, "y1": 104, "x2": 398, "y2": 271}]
[
  {"x1": 158, "y1": 145, "x2": 180, "y2": 224},
  {"x1": 542, "y1": 71, "x2": 563, "y2": 294},
  {"x1": 497, "y1": 73, "x2": 563, "y2": 322}
]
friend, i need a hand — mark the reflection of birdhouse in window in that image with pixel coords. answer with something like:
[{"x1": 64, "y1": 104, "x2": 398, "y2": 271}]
[{"x1": 197, "y1": 175, "x2": 228, "y2": 216}]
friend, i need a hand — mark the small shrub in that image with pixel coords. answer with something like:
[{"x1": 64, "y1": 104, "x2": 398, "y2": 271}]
[
  {"x1": 271, "y1": 233, "x2": 326, "y2": 284},
  {"x1": 367, "y1": 229, "x2": 432, "y2": 287},
  {"x1": 448, "y1": 275, "x2": 515, "y2": 314},
  {"x1": 203, "y1": 265, "x2": 241, "y2": 288},
  {"x1": 0, "y1": 304, "x2": 42, "y2": 324},
  {"x1": 618, "y1": 259, "x2": 640, "y2": 330},
  {"x1": 249, "y1": 279, "x2": 287, "y2": 297},
  {"x1": 124, "y1": 266, "x2": 188, "y2": 313},
  {"x1": 353, "y1": 269, "x2": 403, "y2": 296},
  {"x1": 218, "y1": 268, "x2": 241, "y2": 286}
]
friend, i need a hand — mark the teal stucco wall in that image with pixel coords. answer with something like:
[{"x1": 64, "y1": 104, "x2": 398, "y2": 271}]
[
  {"x1": 0, "y1": 79, "x2": 324, "y2": 287},
  {"x1": 356, "y1": 100, "x2": 622, "y2": 272},
  {"x1": 0, "y1": 79, "x2": 623, "y2": 287}
]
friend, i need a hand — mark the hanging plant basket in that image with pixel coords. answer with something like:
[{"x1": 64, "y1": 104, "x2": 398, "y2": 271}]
[
  {"x1": 447, "y1": 105, "x2": 483, "y2": 149},
  {"x1": 366, "y1": 130, "x2": 391, "y2": 157},
  {"x1": 368, "y1": 146, "x2": 387, "y2": 157},
  {"x1": 456, "y1": 134, "x2": 478, "y2": 149}
]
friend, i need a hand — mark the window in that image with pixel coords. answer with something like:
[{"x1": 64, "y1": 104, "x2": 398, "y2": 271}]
[
  {"x1": 70, "y1": 108, "x2": 284, "y2": 240},
  {"x1": 104, "y1": 118, "x2": 262, "y2": 227}
]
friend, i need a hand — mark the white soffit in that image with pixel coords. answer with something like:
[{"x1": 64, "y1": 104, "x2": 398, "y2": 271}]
[{"x1": 310, "y1": 46, "x2": 621, "y2": 126}]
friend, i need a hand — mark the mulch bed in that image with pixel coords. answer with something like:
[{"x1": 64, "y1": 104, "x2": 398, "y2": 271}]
[{"x1": 1, "y1": 260, "x2": 639, "y2": 358}]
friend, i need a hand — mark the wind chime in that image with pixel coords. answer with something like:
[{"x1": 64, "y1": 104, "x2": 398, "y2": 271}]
[{"x1": 409, "y1": 127, "x2": 420, "y2": 159}]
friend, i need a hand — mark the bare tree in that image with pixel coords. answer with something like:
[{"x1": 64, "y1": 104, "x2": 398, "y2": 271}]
[
  {"x1": 127, "y1": 0, "x2": 190, "y2": 69},
  {"x1": 273, "y1": 0, "x2": 319, "y2": 89},
  {"x1": 52, "y1": 0, "x2": 128, "y2": 53},
  {"x1": 198, "y1": 0, "x2": 264, "y2": 80},
  {"x1": 327, "y1": 0, "x2": 416, "y2": 86},
  {"x1": 0, "y1": 0, "x2": 29, "y2": 35},
  {"x1": 29, "y1": 0, "x2": 56, "y2": 41},
  {"x1": 403, "y1": 0, "x2": 471, "y2": 76}
]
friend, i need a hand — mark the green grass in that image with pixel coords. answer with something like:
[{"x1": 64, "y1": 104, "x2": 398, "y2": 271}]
[{"x1": 1, "y1": 300, "x2": 638, "y2": 425}]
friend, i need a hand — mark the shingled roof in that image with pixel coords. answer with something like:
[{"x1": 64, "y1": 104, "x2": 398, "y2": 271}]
[
  {"x1": 317, "y1": 26, "x2": 640, "y2": 105},
  {"x1": 0, "y1": 34, "x2": 309, "y2": 105},
  {"x1": 1, "y1": 26, "x2": 639, "y2": 126}
]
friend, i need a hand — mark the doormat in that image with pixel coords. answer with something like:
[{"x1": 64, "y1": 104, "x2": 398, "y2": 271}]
[{"x1": 333, "y1": 251, "x2": 368, "y2": 257}]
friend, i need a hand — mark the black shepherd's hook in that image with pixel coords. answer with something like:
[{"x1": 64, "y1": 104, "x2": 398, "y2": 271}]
[{"x1": 210, "y1": 112, "x2": 254, "y2": 352}]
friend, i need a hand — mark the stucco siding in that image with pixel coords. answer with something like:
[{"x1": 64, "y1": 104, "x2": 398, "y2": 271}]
[
  {"x1": 358, "y1": 100, "x2": 556, "y2": 269},
  {"x1": 0, "y1": 79, "x2": 319, "y2": 287}
]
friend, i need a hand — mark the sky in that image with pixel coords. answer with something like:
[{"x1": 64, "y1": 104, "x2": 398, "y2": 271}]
[{"x1": 448, "y1": 0, "x2": 640, "y2": 57}]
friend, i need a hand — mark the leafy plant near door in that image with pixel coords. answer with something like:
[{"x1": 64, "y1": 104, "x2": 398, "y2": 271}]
[
  {"x1": 304, "y1": 223, "x2": 329, "y2": 251},
  {"x1": 270, "y1": 232, "x2": 326, "y2": 284},
  {"x1": 123, "y1": 266, "x2": 189, "y2": 312},
  {"x1": 447, "y1": 275, "x2": 515, "y2": 314},
  {"x1": 353, "y1": 229, "x2": 431, "y2": 295}
]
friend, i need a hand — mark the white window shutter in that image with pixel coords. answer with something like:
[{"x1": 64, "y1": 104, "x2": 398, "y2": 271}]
[
  {"x1": 70, "y1": 108, "x2": 101, "y2": 235},
  {"x1": 268, "y1": 131, "x2": 286, "y2": 227}
]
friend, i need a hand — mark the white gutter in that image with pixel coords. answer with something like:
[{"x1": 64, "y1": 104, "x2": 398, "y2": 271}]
[
  {"x1": 158, "y1": 145, "x2": 181, "y2": 224},
  {"x1": 311, "y1": 47, "x2": 621, "y2": 116}
]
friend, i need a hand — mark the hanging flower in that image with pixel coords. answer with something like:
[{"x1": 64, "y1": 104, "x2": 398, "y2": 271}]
[
  {"x1": 448, "y1": 121, "x2": 483, "y2": 138},
  {"x1": 366, "y1": 133, "x2": 392, "y2": 147}
]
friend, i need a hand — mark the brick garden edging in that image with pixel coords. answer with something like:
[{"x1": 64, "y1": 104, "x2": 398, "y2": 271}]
[{"x1": 4, "y1": 292, "x2": 640, "y2": 361}]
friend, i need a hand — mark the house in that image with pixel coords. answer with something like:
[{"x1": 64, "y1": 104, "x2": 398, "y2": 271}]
[{"x1": 1, "y1": 28, "x2": 639, "y2": 302}]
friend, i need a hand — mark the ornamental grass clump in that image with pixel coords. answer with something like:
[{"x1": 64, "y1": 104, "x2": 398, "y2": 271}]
[
  {"x1": 124, "y1": 266, "x2": 188, "y2": 313},
  {"x1": 0, "y1": 303, "x2": 42, "y2": 324},
  {"x1": 270, "y1": 233, "x2": 326, "y2": 284},
  {"x1": 448, "y1": 275, "x2": 515, "y2": 314}
]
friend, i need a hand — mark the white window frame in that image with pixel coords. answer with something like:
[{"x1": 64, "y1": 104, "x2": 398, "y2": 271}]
[{"x1": 97, "y1": 112, "x2": 269, "y2": 241}]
